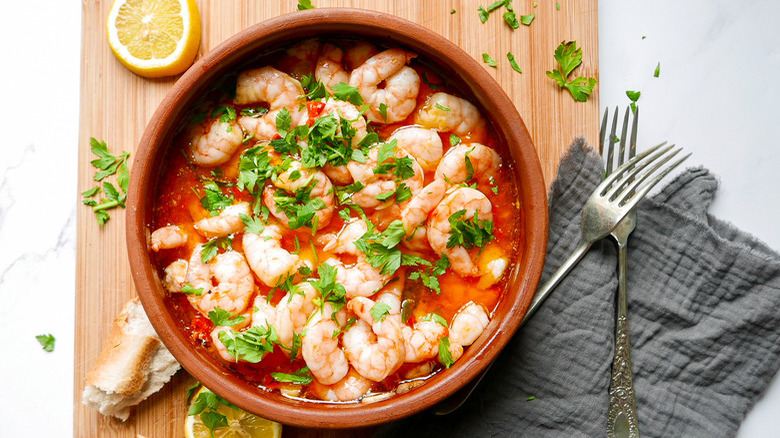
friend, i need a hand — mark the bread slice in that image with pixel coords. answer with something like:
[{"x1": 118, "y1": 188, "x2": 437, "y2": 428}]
[{"x1": 82, "y1": 297, "x2": 180, "y2": 421}]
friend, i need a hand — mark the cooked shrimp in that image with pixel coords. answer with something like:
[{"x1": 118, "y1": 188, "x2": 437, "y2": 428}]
[
  {"x1": 211, "y1": 326, "x2": 239, "y2": 362},
  {"x1": 317, "y1": 98, "x2": 370, "y2": 184},
  {"x1": 375, "y1": 276, "x2": 404, "y2": 315},
  {"x1": 449, "y1": 301, "x2": 490, "y2": 346},
  {"x1": 251, "y1": 295, "x2": 276, "y2": 329},
  {"x1": 343, "y1": 297, "x2": 406, "y2": 382},
  {"x1": 400, "y1": 179, "x2": 448, "y2": 236},
  {"x1": 434, "y1": 143, "x2": 501, "y2": 184},
  {"x1": 427, "y1": 187, "x2": 493, "y2": 276},
  {"x1": 193, "y1": 202, "x2": 251, "y2": 238},
  {"x1": 243, "y1": 224, "x2": 300, "y2": 288},
  {"x1": 275, "y1": 282, "x2": 318, "y2": 353},
  {"x1": 235, "y1": 66, "x2": 308, "y2": 140},
  {"x1": 302, "y1": 303, "x2": 349, "y2": 385},
  {"x1": 285, "y1": 38, "x2": 321, "y2": 78},
  {"x1": 163, "y1": 259, "x2": 188, "y2": 293},
  {"x1": 151, "y1": 225, "x2": 188, "y2": 251},
  {"x1": 415, "y1": 92, "x2": 486, "y2": 136},
  {"x1": 310, "y1": 367, "x2": 373, "y2": 402},
  {"x1": 185, "y1": 246, "x2": 255, "y2": 316},
  {"x1": 315, "y1": 43, "x2": 350, "y2": 93},
  {"x1": 389, "y1": 126, "x2": 443, "y2": 172},
  {"x1": 347, "y1": 144, "x2": 424, "y2": 210},
  {"x1": 349, "y1": 48, "x2": 420, "y2": 123},
  {"x1": 187, "y1": 118, "x2": 244, "y2": 167},
  {"x1": 325, "y1": 256, "x2": 390, "y2": 299},
  {"x1": 263, "y1": 162, "x2": 336, "y2": 229},
  {"x1": 402, "y1": 320, "x2": 446, "y2": 363},
  {"x1": 344, "y1": 41, "x2": 379, "y2": 71},
  {"x1": 319, "y1": 218, "x2": 368, "y2": 256}
]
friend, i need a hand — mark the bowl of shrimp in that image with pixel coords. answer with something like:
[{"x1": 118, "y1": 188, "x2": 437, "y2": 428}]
[{"x1": 127, "y1": 8, "x2": 548, "y2": 428}]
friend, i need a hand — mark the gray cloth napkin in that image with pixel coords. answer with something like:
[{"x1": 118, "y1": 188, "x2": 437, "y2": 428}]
[{"x1": 376, "y1": 138, "x2": 780, "y2": 438}]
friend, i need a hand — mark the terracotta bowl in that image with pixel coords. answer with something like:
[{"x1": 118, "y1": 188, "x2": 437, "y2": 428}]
[{"x1": 127, "y1": 8, "x2": 548, "y2": 429}]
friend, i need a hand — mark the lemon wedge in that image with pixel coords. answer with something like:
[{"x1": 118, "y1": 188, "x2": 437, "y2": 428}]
[
  {"x1": 106, "y1": 0, "x2": 201, "y2": 78},
  {"x1": 185, "y1": 387, "x2": 282, "y2": 438}
]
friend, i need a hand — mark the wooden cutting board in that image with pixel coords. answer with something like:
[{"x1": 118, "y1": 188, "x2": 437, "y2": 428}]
[{"x1": 74, "y1": 0, "x2": 598, "y2": 436}]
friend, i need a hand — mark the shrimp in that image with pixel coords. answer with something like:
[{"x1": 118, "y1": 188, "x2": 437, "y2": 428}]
[
  {"x1": 162, "y1": 259, "x2": 188, "y2": 293},
  {"x1": 211, "y1": 326, "x2": 239, "y2": 362},
  {"x1": 345, "y1": 41, "x2": 379, "y2": 71},
  {"x1": 262, "y1": 162, "x2": 336, "y2": 229},
  {"x1": 402, "y1": 320, "x2": 446, "y2": 363},
  {"x1": 150, "y1": 225, "x2": 188, "y2": 251},
  {"x1": 243, "y1": 224, "x2": 300, "y2": 288},
  {"x1": 325, "y1": 256, "x2": 390, "y2": 299},
  {"x1": 427, "y1": 187, "x2": 493, "y2": 276},
  {"x1": 235, "y1": 66, "x2": 308, "y2": 140},
  {"x1": 318, "y1": 98, "x2": 370, "y2": 184},
  {"x1": 375, "y1": 276, "x2": 404, "y2": 315},
  {"x1": 348, "y1": 48, "x2": 420, "y2": 123},
  {"x1": 449, "y1": 301, "x2": 490, "y2": 346},
  {"x1": 434, "y1": 143, "x2": 501, "y2": 184},
  {"x1": 251, "y1": 295, "x2": 276, "y2": 329},
  {"x1": 302, "y1": 303, "x2": 349, "y2": 385},
  {"x1": 194, "y1": 202, "x2": 251, "y2": 238},
  {"x1": 285, "y1": 38, "x2": 321, "y2": 78},
  {"x1": 400, "y1": 179, "x2": 448, "y2": 236},
  {"x1": 342, "y1": 297, "x2": 406, "y2": 382},
  {"x1": 389, "y1": 126, "x2": 443, "y2": 172},
  {"x1": 415, "y1": 92, "x2": 486, "y2": 136},
  {"x1": 310, "y1": 367, "x2": 373, "y2": 402},
  {"x1": 347, "y1": 144, "x2": 424, "y2": 210},
  {"x1": 275, "y1": 282, "x2": 318, "y2": 353},
  {"x1": 319, "y1": 218, "x2": 368, "y2": 256},
  {"x1": 187, "y1": 118, "x2": 244, "y2": 167},
  {"x1": 185, "y1": 246, "x2": 255, "y2": 316},
  {"x1": 315, "y1": 43, "x2": 350, "y2": 93}
]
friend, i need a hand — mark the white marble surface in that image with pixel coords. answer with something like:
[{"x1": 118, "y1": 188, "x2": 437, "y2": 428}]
[{"x1": 1, "y1": 1, "x2": 778, "y2": 436}]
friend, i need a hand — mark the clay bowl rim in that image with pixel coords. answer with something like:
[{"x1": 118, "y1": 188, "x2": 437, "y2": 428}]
[{"x1": 127, "y1": 8, "x2": 548, "y2": 429}]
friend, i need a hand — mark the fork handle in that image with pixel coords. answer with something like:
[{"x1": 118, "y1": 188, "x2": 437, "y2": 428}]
[
  {"x1": 607, "y1": 244, "x2": 639, "y2": 438},
  {"x1": 522, "y1": 239, "x2": 591, "y2": 324}
]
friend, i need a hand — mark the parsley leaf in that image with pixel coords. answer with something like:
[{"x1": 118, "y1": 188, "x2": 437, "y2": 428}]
[
  {"x1": 310, "y1": 263, "x2": 348, "y2": 313},
  {"x1": 199, "y1": 181, "x2": 234, "y2": 215},
  {"x1": 408, "y1": 254, "x2": 450, "y2": 294},
  {"x1": 504, "y1": 11, "x2": 520, "y2": 29},
  {"x1": 478, "y1": 5, "x2": 489, "y2": 23},
  {"x1": 439, "y1": 337, "x2": 455, "y2": 368},
  {"x1": 36, "y1": 334, "x2": 55, "y2": 352},
  {"x1": 201, "y1": 237, "x2": 234, "y2": 263},
  {"x1": 507, "y1": 52, "x2": 523, "y2": 73},
  {"x1": 654, "y1": 62, "x2": 661, "y2": 78},
  {"x1": 240, "y1": 213, "x2": 265, "y2": 234},
  {"x1": 272, "y1": 367, "x2": 314, "y2": 384},
  {"x1": 208, "y1": 308, "x2": 246, "y2": 327},
  {"x1": 240, "y1": 106, "x2": 269, "y2": 117},
  {"x1": 420, "y1": 312, "x2": 448, "y2": 327},
  {"x1": 626, "y1": 90, "x2": 641, "y2": 114},
  {"x1": 520, "y1": 13, "x2": 535, "y2": 25},
  {"x1": 486, "y1": 0, "x2": 505, "y2": 12},
  {"x1": 546, "y1": 41, "x2": 597, "y2": 102},
  {"x1": 276, "y1": 108, "x2": 292, "y2": 137},
  {"x1": 379, "y1": 103, "x2": 388, "y2": 122},
  {"x1": 297, "y1": 0, "x2": 315, "y2": 10},
  {"x1": 446, "y1": 210, "x2": 494, "y2": 250},
  {"x1": 181, "y1": 283, "x2": 204, "y2": 296},
  {"x1": 217, "y1": 325, "x2": 279, "y2": 363},
  {"x1": 331, "y1": 82, "x2": 364, "y2": 106},
  {"x1": 370, "y1": 302, "x2": 392, "y2": 322},
  {"x1": 482, "y1": 52, "x2": 498, "y2": 68}
]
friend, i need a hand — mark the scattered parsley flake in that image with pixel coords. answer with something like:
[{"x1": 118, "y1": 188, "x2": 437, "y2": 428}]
[
  {"x1": 450, "y1": 134, "x2": 461, "y2": 146},
  {"x1": 447, "y1": 209, "x2": 495, "y2": 250},
  {"x1": 272, "y1": 367, "x2": 314, "y2": 385},
  {"x1": 240, "y1": 106, "x2": 269, "y2": 118},
  {"x1": 478, "y1": 5, "x2": 489, "y2": 23},
  {"x1": 420, "y1": 312, "x2": 448, "y2": 327},
  {"x1": 297, "y1": 0, "x2": 315, "y2": 10},
  {"x1": 84, "y1": 138, "x2": 130, "y2": 226},
  {"x1": 209, "y1": 308, "x2": 246, "y2": 327},
  {"x1": 520, "y1": 13, "x2": 535, "y2": 25},
  {"x1": 439, "y1": 337, "x2": 455, "y2": 368},
  {"x1": 486, "y1": 0, "x2": 505, "y2": 12},
  {"x1": 331, "y1": 82, "x2": 364, "y2": 106},
  {"x1": 36, "y1": 334, "x2": 55, "y2": 352},
  {"x1": 556, "y1": 1, "x2": 560, "y2": 10},
  {"x1": 218, "y1": 324, "x2": 279, "y2": 363},
  {"x1": 379, "y1": 102, "x2": 388, "y2": 122},
  {"x1": 181, "y1": 283, "x2": 204, "y2": 296},
  {"x1": 435, "y1": 103, "x2": 452, "y2": 112},
  {"x1": 370, "y1": 302, "x2": 392, "y2": 322},
  {"x1": 626, "y1": 90, "x2": 641, "y2": 114},
  {"x1": 451, "y1": 8, "x2": 456, "y2": 14},
  {"x1": 201, "y1": 237, "x2": 234, "y2": 263},
  {"x1": 507, "y1": 52, "x2": 522, "y2": 73},
  {"x1": 504, "y1": 11, "x2": 520, "y2": 29},
  {"x1": 482, "y1": 52, "x2": 498, "y2": 67},
  {"x1": 654, "y1": 62, "x2": 661, "y2": 78},
  {"x1": 527, "y1": 396, "x2": 536, "y2": 401}
]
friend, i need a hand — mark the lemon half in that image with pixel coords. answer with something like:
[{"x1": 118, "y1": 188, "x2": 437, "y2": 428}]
[
  {"x1": 185, "y1": 387, "x2": 282, "y2": 438},
  {"x1": 106, "y1": 0, "x2": 201, "y2": 78}
]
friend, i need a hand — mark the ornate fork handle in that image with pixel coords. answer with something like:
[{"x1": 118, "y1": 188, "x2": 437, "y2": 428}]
[{"x1": 607, "y1": 233, "x2": 639, "y2": 438}]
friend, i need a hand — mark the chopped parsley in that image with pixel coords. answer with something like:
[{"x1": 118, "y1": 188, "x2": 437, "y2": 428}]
[
  {"x1": 240, "y1": 213, "x2": 265, "y2": 234},
  {"x1": 201, "y1": 237, "x2": 234, "y2": 263},
  {"x1": 409, "y1": 254, "x2": 450, "y2": 294},
  {"x1": 208, "y1": 308, "x2": 246, "y2": 327},
  {"x1": 520, "y1": 13, "x2": 535, "y2": 26},
  {"x1": 211, "y1": 105, "x2": 237, "y2": 123},
  {"x1": 36, "y1": 334, "x2": 55, "y2": 352},
  {"x1": 379, "y1": 103, "x2": 388, "y2": 122},
  {"x1": 447, "y1": 210, "x2": 494, "y2": 250},
  {"x1": 420, "y1": 312, "x2": 448, "y2": 327},
  {"x1": 450, "y1": 134, "x2": 461, "y2": 147},
  {"x1": 438, "y1": 337, "x2": 455, "y2": 368},
  {"x1": 507, "y1": 52, "x2": 523, "y2": 73},
  {"x1": 654, "y1": 62, "x2": 661, "y2": 78},
  {"x1": 297, "y1": 0, "x2": 315, "y2": 10},
  {"x1": 217, "y1": 324, "x2": 279, "y2": 363},
  {"x1": 310, "y1": 263, "x2": 348, "y2": 314},
  {"x1": 482, "y1": 52, "x2": 498, "y2": 68},
  {"x1": 546, "y1": 41, "x2": 597, "y2": 102},
  {"x1": 331, "y1": 82, "x2": 364, "y2": 106},
  {"x1": 504, "y1": 10, "x2": 520, "y2": 29},
  {"x1": 181, "y1": 283, "x2": 204, "y2": 296},
  {"x1": 239, "y1": 106, "x2": 269, "y2": 117},
  {"x1": 370, "y1": 302, "x2": 392, "y2": 322},
  {"x1": 626, "y1": 90, "x2": 641, "y2": 114},
  {"x1": 356, "y1": 221, "x2": 431, "y2": 276},
  {"x1": 272, "y1": 367, "x2": 314, "y2": 385},
  {"x1": 199, "y1": 181, "x2": 234, "y2": 216}
]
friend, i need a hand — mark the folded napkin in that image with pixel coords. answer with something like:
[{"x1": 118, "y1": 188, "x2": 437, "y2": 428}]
[{"x1": 377, "y1": 138, "x2": 780, "y2": 438}]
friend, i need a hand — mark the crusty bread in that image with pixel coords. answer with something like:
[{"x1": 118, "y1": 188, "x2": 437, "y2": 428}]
[{"x1": 82, "y1": 297, "x2": 180, "y2": 421}]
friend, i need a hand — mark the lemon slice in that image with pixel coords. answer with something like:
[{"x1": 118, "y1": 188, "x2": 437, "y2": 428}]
[
  {"x1": 106, "y1": 0, "x2": 201, "y2": 78},
  {"x1": 185, "y1": 387, "x2": 282, "y2": 438}
]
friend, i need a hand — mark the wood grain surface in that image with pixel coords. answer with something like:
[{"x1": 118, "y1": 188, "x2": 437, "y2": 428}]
[{"x1": 74, "y1": 1, "x2": 598, "y2": 436}]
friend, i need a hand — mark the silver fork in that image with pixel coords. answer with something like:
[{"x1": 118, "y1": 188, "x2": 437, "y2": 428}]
[
  {"x1": 601, "y1": 107, "x2": 641, "y2": 438},
  {"x1": 435, "y1": 137, "x2": 689, "y2": 416}
]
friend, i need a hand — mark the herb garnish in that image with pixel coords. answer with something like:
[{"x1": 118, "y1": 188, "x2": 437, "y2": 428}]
[
  {"x1": 181, "y1": 283, "x2": 204, "y2": 296},
  {"x1": 199, "y1": 181, "x2": 234, "y2": 216},
  {"x1": 507, "y1": 52, "x2": 523, "y2": 73},
  {"x1": 447, "y1": 210, "x2": 495, "y2": 250},
  {"x1": 82, "y1": 138, "x2": 130, "y2": 226},
  {"x1": 654, "y1": 62, "x2": 661, "y2": 78},
  {"x1": 297, "y1": 0, "x2": 315, "y2": 10},
  {"x1": 408, "y1": 254, "x2": 450, "y2": 294},
  {"x1": 626, "y1": 90, "x2": 641, "y2": 114},
  {"x1": 420, "y1": 312, "x2": 448, "y2": 327},
  {"x1": 217, "y1": 324, "x2": 280, "y2": 363},
  {"x1": 208, "y1": 308, "x2": 247, "y2": 327},
  {"x1": 370, "y1": 302, "x2": 392, "y2": 322},
  {"x1": 201, "y1": 237, "x2": 234, "y2": 263},
  {"x1": 546, "y1": 41, "x2": 597, "y2": 102},
  {"x1": 438, "y1": 337, "x2": 455, "y2": 368},
  {"x1": 36, "y1": 334, "x2": 56, "y2": 352},
  {"x1": 272, "y1": 367, "x2": 314, "y2": 385},
  {"x1": 482, "y1": 52, "x2": 498, "y2": 68}
]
